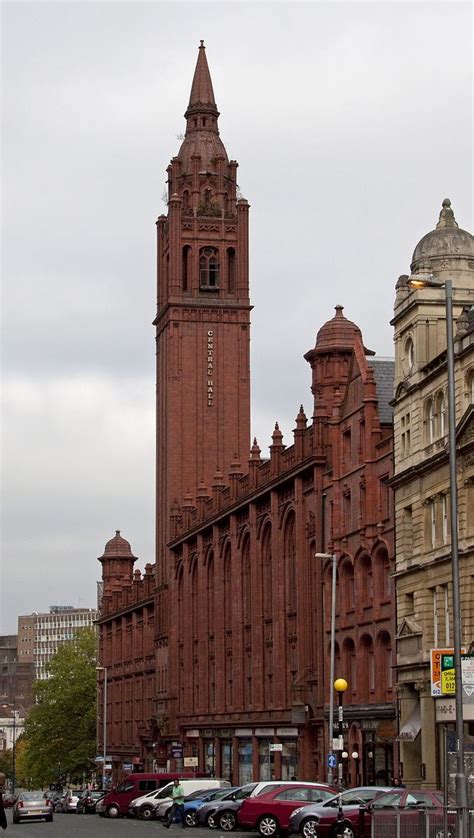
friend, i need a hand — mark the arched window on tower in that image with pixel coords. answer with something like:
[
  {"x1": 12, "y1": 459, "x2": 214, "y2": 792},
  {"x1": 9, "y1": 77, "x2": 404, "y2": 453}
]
[
  {"x1": 199, "y1": 247, "x2": 220, "y2": 290},
  {"x1": 182, "y1": 245, "x2": 191, "y2": 292},
  {"x1": 227, "y1": 248, "x2": 236, "y2": 293}
]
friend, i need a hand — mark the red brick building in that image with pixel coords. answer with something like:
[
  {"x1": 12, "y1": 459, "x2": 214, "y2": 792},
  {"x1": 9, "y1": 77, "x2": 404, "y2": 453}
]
[{"x1": 97, "y1": 44, "x2": 397, "y2": 786}]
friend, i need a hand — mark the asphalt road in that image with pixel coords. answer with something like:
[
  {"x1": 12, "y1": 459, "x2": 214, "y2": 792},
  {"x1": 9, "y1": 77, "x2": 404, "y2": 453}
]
[{"x1": 3, "y1": 810, "x2": 250, "y2": 837}]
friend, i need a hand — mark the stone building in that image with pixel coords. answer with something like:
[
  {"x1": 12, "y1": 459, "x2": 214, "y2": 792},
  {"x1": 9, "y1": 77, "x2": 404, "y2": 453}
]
[
  {"x1": 391, "y1": 199, "x2": 474, "y2": 789},
  {"x1": 97, "y1": 43, "x2": 397, "y2": 785}
]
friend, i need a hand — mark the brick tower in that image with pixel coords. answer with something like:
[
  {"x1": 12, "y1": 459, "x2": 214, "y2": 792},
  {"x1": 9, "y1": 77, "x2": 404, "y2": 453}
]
[{"x1": 154, "y1": 43, "x2": 251, "y2": 620}]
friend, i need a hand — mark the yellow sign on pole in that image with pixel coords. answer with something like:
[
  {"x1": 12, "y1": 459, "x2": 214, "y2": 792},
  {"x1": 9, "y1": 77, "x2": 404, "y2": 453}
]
[{"x1": 441, "y1": 654, "x2": 455, "y2": 695}]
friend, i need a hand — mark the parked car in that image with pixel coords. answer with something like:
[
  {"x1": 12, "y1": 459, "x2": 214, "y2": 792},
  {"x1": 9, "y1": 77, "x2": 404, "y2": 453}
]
[
  {"x1": 97, "y1": 771, "x2": 210, "y2": 818},
  {"x1": 289, "y1": 787, "x2": 448, "y2": 838},
  {"x1": 2, "y1": 792, "x2": 17, "y2": 808},
  {"x1": 196, "y1": 782, "x2": 308, "y2": 829},
  {"x1": 76, "y1": 789, "x2": 106, "y2": 814},
  {"x1": 60, "y1": 788, "x2": 83, "y2": 813},
  {"x1": 129, "y1": 778, "x2": 230, "y2": 821},
  {"x1": 183, "y1": 788, "x2": 241, "y2": 827},
  {"x1": 238, "y1": 783, "x2": 337, "y2": 836},
  {"x1": 155, "y1": 787, "x2": 237, "y2": 823},
  {"x1": 196, "y1": 785, "x2": 254, "y2": 828},
  {"x1": 288, "y1": 787, "x2": 394, "y2": 838},
  {"x1": 12, "y1": 791, "x2": 54, "y2": 823}
]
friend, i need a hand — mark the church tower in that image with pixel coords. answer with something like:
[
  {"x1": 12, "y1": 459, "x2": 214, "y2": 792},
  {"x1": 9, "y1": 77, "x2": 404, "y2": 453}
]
[{"x1": 154, "y1": 43, "x2": 251, "y2": 586}]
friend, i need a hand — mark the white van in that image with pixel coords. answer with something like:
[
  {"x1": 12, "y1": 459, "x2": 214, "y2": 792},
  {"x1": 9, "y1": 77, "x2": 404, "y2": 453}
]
[{"x1": 129, "y1": 778, "x2": 230, "y2": 821}]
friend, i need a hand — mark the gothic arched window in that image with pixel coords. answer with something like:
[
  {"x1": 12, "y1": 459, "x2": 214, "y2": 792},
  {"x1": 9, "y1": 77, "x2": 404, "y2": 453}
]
[
  {"x1": 182, "y1": 245, "x2": 191, "y2": 292},
  {"x1": 199, "y1": 247, "x2": 220, "y2": 290},
  {"x1": 227, "y1": 247, "x2": 236, "y2": 293}
]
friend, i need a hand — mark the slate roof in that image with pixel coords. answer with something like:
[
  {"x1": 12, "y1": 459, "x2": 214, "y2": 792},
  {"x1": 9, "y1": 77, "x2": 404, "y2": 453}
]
[{"x1": 368, "y1": 358, "x2": 395, "y2": 424}]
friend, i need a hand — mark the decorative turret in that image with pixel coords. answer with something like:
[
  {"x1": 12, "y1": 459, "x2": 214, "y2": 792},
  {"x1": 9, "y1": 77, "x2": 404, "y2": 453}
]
[{"x1": 98, "y1": 530, "x2": 137, "y2": 591}]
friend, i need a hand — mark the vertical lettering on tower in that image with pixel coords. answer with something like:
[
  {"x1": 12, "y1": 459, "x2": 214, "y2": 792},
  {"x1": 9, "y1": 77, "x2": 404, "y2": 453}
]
[{"x1": 207, "y1": 330, "x2": 214, "y2": 406}]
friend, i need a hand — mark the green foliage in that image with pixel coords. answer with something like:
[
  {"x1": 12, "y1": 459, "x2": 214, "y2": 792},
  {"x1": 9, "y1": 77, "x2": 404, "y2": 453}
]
[
  {"x1": 0, "y1": 749, "x2": 13, "y2": 778},
  {"x1": 22, "y1": 627, "x2": 97, "y2": 787}
]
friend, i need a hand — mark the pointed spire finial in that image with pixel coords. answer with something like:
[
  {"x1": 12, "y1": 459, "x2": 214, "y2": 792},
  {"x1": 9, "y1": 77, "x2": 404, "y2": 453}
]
[{"x1": 187, "y1": 41, "x2": 217, "y2": 112}]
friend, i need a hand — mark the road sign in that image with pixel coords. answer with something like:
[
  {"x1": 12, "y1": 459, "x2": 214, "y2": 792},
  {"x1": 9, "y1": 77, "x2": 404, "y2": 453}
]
[
  {"x1": 430, "y1": 647, "x2": 466, "y2": 696},
  {"x1": 441, "y1": 654, "x2": 456, "y2": 695},
  {"x1": 328, "y1": 754, "x2": 337, "y2": 768}
]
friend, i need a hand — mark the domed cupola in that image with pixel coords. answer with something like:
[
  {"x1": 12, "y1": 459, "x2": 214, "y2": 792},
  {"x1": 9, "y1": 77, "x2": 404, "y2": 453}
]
[
  {"x1": 98, "y1": 530, "x2": 137, "y2": 587},
  {"x1": 312, "y1": 305, "x2": 374, "y2": 355},
  {"x1": 410, "y1": 198, "x2": 474, "y2": 274}
]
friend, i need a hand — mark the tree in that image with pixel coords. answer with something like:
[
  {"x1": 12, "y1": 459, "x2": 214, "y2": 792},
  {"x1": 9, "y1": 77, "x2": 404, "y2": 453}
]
[{"x1": 22, "y1": 627, "x2": 97, "y2": 787}]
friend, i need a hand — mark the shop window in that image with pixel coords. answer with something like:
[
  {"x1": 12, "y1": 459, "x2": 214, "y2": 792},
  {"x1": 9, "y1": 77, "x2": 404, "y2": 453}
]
[
  {"x1": 281, "y1": 739, "x2": 298, "y2": 781},
  {"x1": 258, "y1": 739, "x2": 273, "y2": 781},
  {"x1": 238, "y1": 740, "x2": 253, "y2": 784}
]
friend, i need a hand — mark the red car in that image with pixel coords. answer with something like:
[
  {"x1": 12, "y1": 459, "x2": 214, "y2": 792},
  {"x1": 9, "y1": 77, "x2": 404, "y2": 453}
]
[
  {"x1": 238, "y1": 783, "x2": 337, "y2": 836},
  {"x1": 298, "y1": 788, "x2": 452, "y2": 838}
]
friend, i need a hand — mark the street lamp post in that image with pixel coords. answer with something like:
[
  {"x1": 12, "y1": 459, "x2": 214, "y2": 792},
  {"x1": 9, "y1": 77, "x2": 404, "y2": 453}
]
[
  {"x1": 315, "y1": 552, "x2": 337, "y2": 786},
  {"x1": 408, "y1": 274, "x2": 468, "y2": 837},
  {"x1": 334, "y1": 678, "x2": 348, "y2": 838},
  {"x1": 1, "y1": 699, "x2": 17, "y2": 795},
  {"x1": 96, "y1": 666, "x2": 108, "y2": 790}
]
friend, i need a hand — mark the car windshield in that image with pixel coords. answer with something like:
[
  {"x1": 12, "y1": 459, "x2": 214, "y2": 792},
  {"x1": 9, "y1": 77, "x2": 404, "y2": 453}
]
[
  {"x1": 234, "y1": 784, "x2": 257, "y2": 800},
  {"x1": 371, "y1": 792, "x2": 403, "y2": 808},
  {"x1": 185, "y1": 789, "x2": 215, "y2": 800},
  {"x1": 21, "y1": 793, "x2": 45, "y2": 801}
]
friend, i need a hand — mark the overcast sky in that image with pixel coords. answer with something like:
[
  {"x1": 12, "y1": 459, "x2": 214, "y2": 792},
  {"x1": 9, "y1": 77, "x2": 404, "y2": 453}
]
[{"x1": 1, "y1": 1, "x2": 472, "y2": 634}]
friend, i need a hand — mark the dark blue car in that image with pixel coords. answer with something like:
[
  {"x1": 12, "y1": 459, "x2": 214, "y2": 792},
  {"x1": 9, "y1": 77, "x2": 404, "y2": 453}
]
[{"x1": 183, "y1": 788, "x2": 240, "y2": 827}]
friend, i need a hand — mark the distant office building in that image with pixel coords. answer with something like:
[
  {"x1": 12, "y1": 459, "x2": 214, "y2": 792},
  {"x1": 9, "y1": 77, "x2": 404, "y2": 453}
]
[{"x1": 17, "y1": 605, "x2": 98, "y2": 680}]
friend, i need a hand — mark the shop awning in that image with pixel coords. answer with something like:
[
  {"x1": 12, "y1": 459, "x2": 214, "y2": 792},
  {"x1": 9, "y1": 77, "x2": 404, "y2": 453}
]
[{"x1": 397, "y1": 702, "x2": 421, "y2": 742}]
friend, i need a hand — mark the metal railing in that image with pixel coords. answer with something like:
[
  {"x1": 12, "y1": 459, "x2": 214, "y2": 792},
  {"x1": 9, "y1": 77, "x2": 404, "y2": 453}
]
[{"x1": 370, "y1": 807, "x2": 474, "y2": 838}]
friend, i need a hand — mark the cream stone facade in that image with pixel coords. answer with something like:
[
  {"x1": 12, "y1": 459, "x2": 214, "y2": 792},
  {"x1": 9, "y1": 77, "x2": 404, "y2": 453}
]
[{"x1": 391, "y1": 199, "x2": 474, "y2": 792}]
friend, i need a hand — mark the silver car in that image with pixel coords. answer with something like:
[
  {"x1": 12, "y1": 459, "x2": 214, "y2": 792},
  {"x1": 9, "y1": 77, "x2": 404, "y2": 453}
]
[
  {"x1": 288, "y1": 786, "x2": 394, "y2": 838},
  {"x1": 12, "y1": 791, "x2": 54, "y2": 823}
]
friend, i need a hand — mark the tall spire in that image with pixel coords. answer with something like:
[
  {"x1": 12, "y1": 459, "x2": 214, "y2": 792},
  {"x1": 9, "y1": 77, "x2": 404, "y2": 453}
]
[{"x1": 184, "y1": 41, "x2": 219, "y2": 131}]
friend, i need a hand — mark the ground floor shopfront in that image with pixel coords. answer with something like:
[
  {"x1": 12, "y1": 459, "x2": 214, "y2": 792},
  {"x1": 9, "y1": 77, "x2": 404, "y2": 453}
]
[{"x1": 161, "y1": 726, "x2": 303, "y2": 785}]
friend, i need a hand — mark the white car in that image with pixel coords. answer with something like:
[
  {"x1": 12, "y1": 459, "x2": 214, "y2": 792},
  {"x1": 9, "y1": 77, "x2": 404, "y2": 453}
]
[{"x1": 129, "y1": 779, "x2": 229, "y2": 821}]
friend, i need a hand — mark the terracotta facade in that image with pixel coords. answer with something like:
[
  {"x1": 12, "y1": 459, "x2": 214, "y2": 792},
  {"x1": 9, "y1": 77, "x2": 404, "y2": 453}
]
[{"x1": 97, "y1": 44, "x2": 398, "y2": 785}]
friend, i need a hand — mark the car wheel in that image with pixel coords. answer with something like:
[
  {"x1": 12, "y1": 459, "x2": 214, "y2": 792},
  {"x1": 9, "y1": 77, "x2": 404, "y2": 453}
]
[
  {"x1": 207, "y1": 812, "x2": 218, "y2": 828},
  {"x1": 301, "y1": 818, "x2": 319, "y2": 838},
  {"x1": 140, "y1": 805, "x2": 155, "y2": 821},
  {"x1": 219, "y1": 811, "x2": 237, "y2": 831},
  {"x1": 106, "y1": 803, "x2": 120, "y2": 818},
  {"x1": 185, "y1": 811, "x2": 197, "y2": 826},
  {"x1": 330, "y1": 823, "x2": 356, "y2": 838},
  {"x1": 258, "y1": 815, "x2": 279, "y2": 836},
  {"x1": 46, "y1": 816, "x2": 53, "y2": 822}
]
